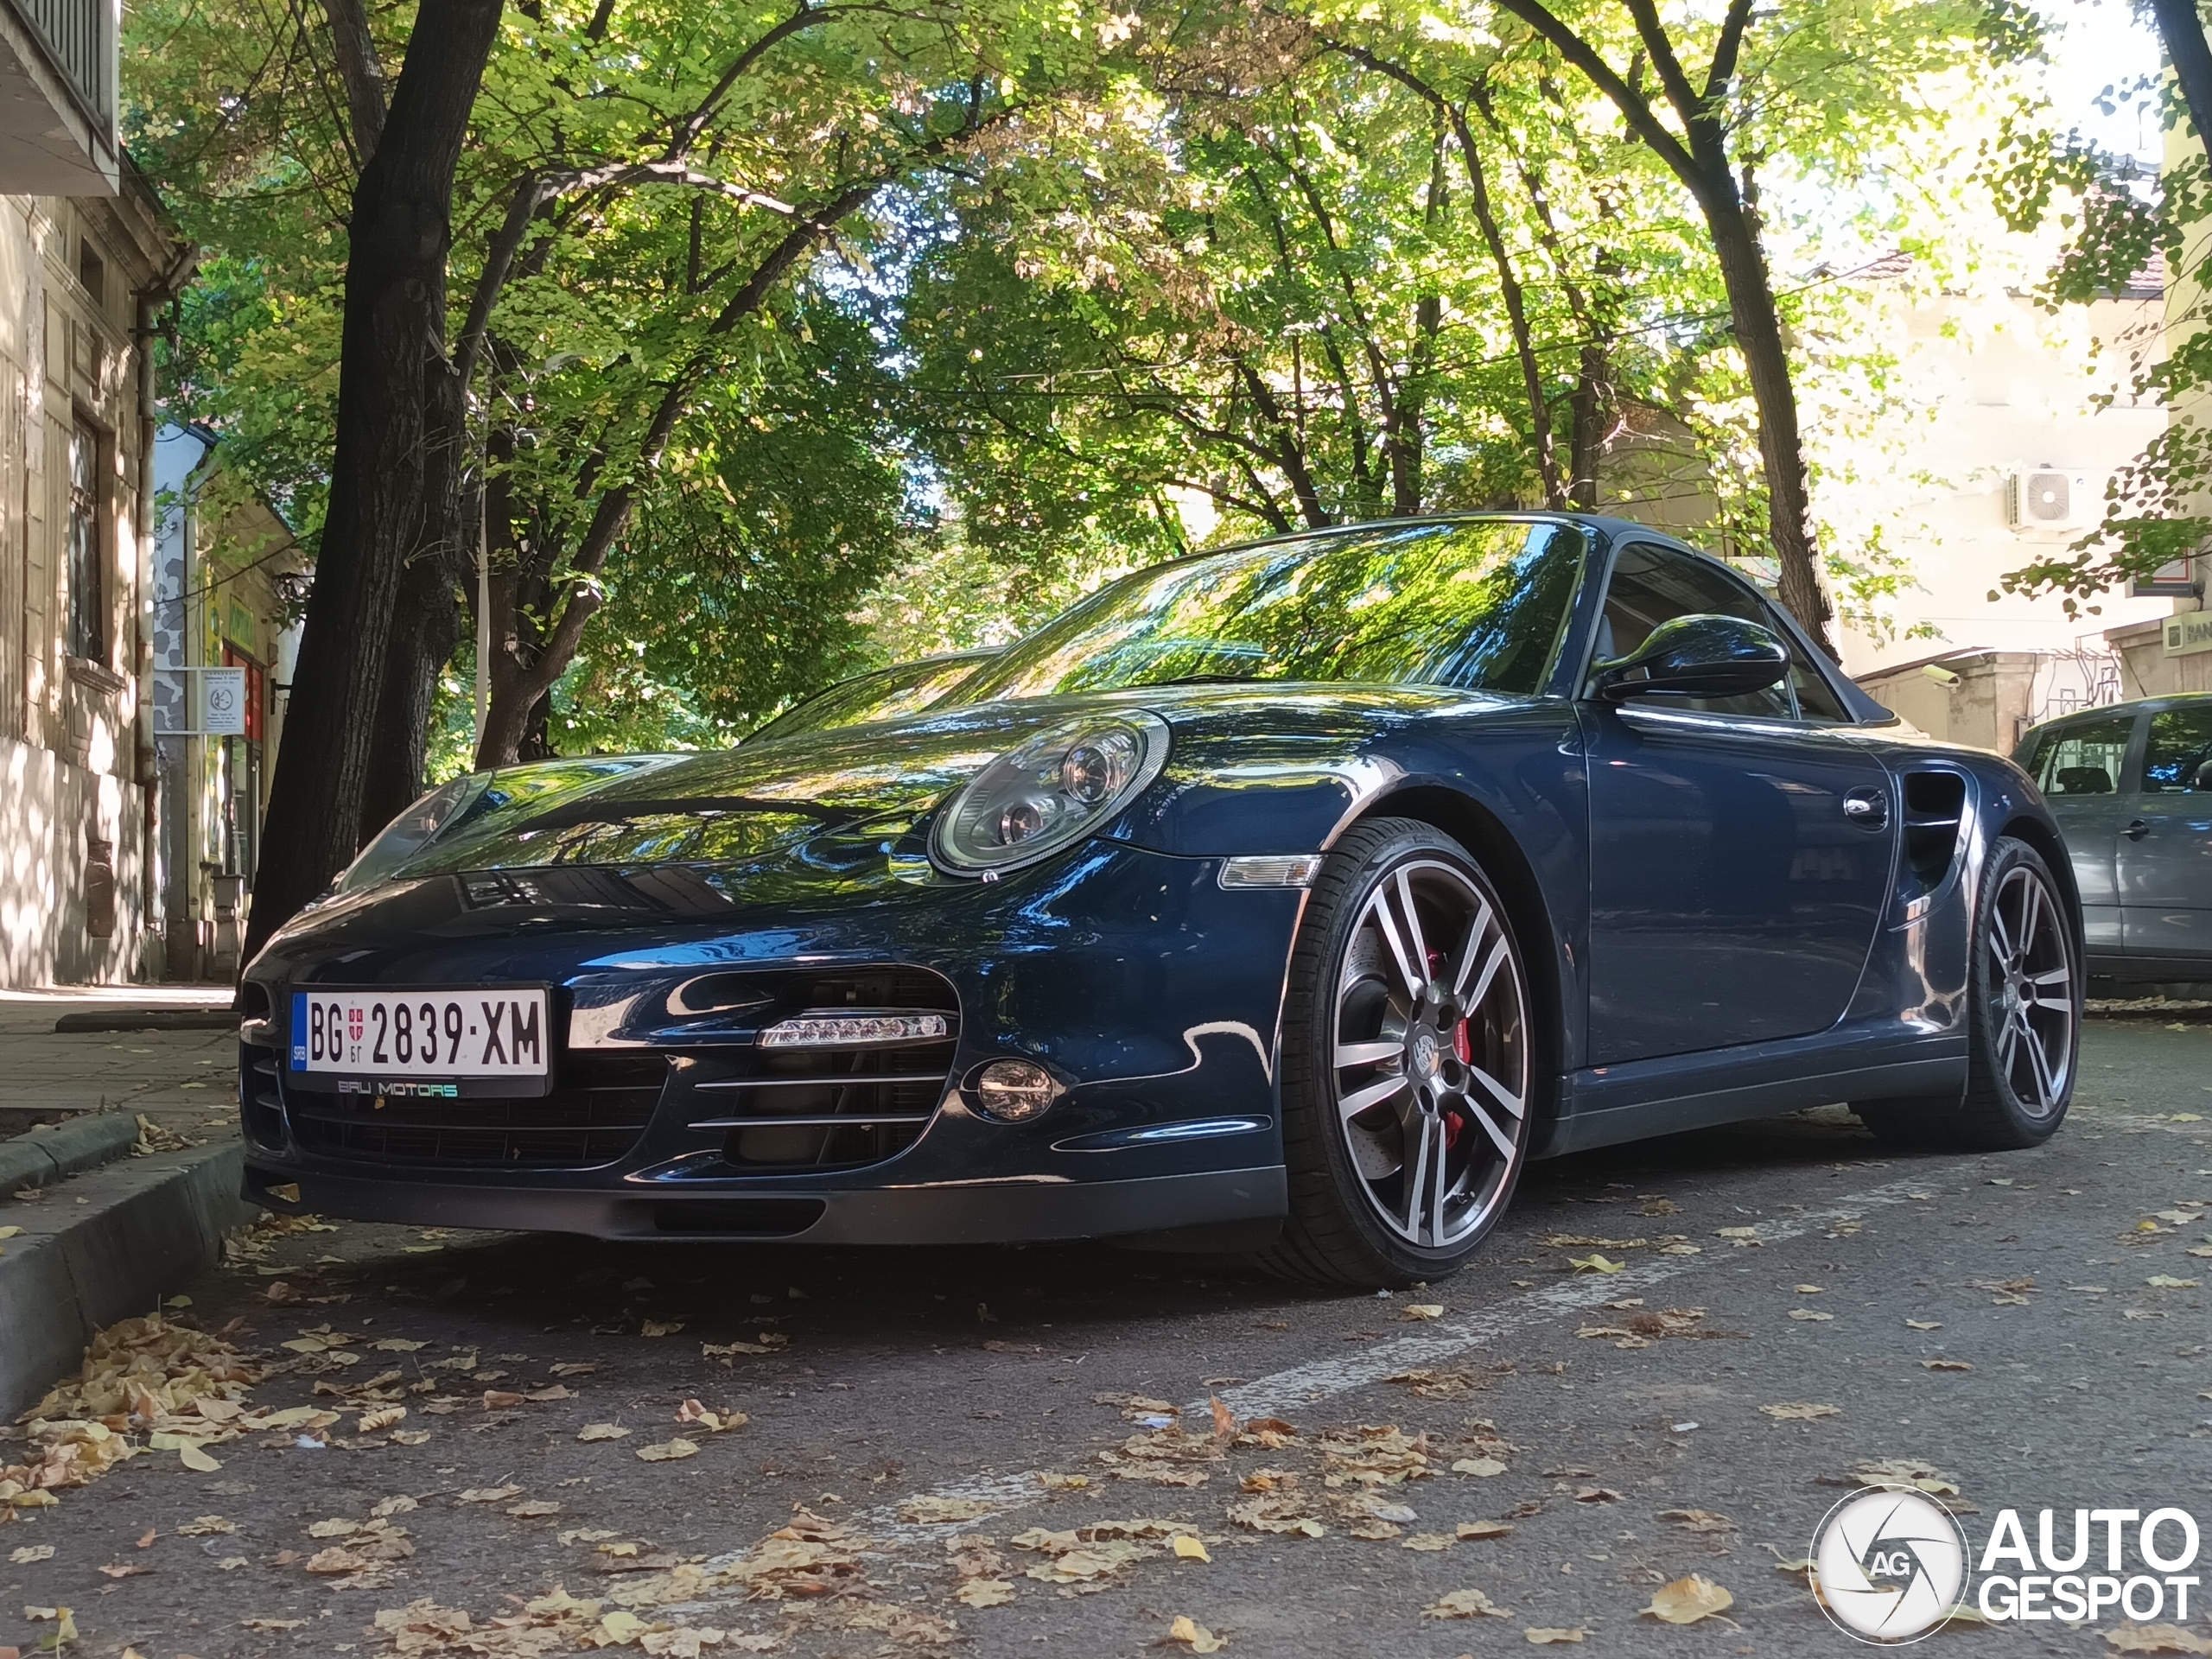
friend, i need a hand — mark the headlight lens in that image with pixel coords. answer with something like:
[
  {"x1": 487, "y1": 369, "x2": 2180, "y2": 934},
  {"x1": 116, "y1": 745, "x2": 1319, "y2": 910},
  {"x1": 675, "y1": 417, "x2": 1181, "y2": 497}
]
[
  {"x1": 931, "y1": 714, "x2": 1170, "y2": 874},
  {"x1": 336, "y1": 773, "x2": 494, "y2": 893}
]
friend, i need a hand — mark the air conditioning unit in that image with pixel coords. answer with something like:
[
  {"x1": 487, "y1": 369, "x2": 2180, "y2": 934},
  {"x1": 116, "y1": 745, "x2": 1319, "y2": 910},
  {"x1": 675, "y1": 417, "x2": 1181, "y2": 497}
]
[{"x1": 2005, "y1": 466, "x2": 2096, "y2": 532}]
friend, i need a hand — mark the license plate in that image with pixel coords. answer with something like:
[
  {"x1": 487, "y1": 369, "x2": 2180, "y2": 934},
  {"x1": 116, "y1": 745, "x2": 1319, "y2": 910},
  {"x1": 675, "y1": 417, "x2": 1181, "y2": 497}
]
[{"x1": 289, "y1": 988, "x2": 552, "y2": 1096}]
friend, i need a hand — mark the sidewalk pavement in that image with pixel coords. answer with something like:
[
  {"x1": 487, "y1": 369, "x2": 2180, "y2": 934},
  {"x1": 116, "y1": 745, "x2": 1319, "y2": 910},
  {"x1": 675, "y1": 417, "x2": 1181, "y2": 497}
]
[
  {"x1": 0, "y1": 985, "x2": 238, "y2": 1136},
  {"x1": 0, "y1": 988, "x2": 253, "y2": 1419}
]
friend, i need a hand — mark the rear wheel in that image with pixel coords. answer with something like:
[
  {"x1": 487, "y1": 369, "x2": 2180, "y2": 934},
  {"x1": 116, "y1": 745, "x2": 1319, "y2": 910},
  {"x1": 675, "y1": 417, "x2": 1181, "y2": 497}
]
[
  {"x1": 1854, "y1": 836, "x2": 2078, "y2": 1151},
  {"x1": 1260, "y1": 819, "x2": 1538, "y2": 1288}
]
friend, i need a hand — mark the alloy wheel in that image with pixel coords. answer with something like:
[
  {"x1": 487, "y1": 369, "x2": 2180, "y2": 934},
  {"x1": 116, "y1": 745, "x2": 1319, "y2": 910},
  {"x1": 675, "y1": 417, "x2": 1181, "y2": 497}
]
[
  {"x1": 1331, "y1": 857, "x2": 1529, "y2": 1249},
  {"x1": 1986, "y1": 862, "x2": 2075, "y2": 1117}
]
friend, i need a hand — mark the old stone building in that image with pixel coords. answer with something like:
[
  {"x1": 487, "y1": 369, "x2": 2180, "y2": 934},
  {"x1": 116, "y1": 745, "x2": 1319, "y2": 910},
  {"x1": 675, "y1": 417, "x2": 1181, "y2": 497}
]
[{"x1": 0, "y1": 0, "x2": 192, "y2": 983}]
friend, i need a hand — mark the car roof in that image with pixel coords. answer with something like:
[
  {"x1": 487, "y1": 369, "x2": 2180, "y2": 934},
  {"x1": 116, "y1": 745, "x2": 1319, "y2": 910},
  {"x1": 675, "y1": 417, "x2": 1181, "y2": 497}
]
[{"x1": 2025, "y1": 690, "x2": 2212, "y2": 735}]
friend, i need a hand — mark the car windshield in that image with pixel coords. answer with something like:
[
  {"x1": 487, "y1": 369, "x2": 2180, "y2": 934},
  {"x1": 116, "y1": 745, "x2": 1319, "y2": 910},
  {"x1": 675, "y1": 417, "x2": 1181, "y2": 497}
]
[{"x1": 943, "y1": 519, "x2": 1586, "y2": 706}]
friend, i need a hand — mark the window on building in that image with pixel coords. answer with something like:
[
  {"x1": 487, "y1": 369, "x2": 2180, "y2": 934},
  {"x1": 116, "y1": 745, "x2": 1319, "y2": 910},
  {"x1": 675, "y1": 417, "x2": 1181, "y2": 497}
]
[
  {"x1": 77, "y1": 239, "x2": 104, "y2": 308},
  {"x1": 66, "y1": 420, "x2": 104, "y2": 664}
]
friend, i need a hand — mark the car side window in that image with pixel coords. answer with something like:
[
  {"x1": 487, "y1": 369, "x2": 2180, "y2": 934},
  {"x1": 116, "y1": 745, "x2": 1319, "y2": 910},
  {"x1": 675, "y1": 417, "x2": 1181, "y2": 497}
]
[
  {"x1": 2142, "y1": 705, "x2": 2212, "y2": 792},
  {"x1": 2027, "y1": 714, "x2": 2133, "y2": 796},
  {"x1": 1595, "y1": 543, "x2": 1839, "y2": 721}
]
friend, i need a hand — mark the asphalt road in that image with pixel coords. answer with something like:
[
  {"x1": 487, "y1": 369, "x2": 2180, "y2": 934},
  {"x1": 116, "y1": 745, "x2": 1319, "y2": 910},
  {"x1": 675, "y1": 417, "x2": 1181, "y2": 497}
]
[{"x1": 6, "y1": 1018, "x2": 2212, "y2": 1659}]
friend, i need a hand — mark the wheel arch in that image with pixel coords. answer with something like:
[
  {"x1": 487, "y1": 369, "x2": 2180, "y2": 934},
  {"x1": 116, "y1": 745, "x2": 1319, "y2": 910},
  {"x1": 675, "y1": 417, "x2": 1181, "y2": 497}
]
[
  {"x1": 1996, "y1": 812, "x2": 2086, "y2": 954},
  {"x1": 1344, "y1": 784, "x2": 1568, "y2": 1109}
]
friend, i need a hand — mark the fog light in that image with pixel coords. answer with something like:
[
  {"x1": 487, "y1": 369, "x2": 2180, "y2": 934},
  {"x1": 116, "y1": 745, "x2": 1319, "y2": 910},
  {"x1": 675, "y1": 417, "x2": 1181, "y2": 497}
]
[{"x1": 973, "y1": 1058, "x2": 1062, "y2": 1122}]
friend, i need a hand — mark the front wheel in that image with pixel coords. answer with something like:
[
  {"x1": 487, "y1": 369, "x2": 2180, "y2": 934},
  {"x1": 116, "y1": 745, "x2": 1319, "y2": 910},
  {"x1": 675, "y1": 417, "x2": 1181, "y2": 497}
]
[
  {"x1": 1260, "y1": 819, "x2": 1539, "y2": 1288},
  {"x1": 1855, "y1": 835, "x2": 2079, "y2": 1151}
]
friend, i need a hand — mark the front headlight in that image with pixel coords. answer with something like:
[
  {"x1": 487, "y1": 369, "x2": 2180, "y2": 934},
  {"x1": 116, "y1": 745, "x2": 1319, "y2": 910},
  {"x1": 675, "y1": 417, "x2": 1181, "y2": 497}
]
[
  {"x1": 930, "y1": 713, "x2": 1171, "y2": 874},
  {"x1": 336, "y1": 772, "x2": 494, "y2": 893}
]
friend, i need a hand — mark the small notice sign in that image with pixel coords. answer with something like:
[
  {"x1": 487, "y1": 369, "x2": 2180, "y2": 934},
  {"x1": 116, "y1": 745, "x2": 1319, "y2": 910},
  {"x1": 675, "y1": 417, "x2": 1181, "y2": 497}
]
[{"x1": 200, "y1": 667, "x2": 248, "y2": 734}]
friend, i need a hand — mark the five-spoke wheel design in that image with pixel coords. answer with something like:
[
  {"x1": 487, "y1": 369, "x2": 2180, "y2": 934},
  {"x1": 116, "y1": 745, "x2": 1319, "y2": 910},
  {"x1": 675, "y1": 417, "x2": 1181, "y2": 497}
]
[
  {"x1": 1986, "y1": 861, "x2": 2074, "y2": 1119},
  {"x1": 1330, "y1": 857, "x2": 1529, "y2": 1251}
]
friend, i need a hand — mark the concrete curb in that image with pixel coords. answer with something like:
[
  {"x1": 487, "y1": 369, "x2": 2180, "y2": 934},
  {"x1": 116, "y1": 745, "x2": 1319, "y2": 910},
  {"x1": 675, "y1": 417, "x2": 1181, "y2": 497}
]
[
  {"x1": 52, "y1": 1009, "x2": 237, "y2": 1033},
  {"x1": 0, "y1": 1138, "x2": 257, "y2": 1420},
  {"x1": 0, "y1": 1112, "x2": 141, "y2": 1194}
]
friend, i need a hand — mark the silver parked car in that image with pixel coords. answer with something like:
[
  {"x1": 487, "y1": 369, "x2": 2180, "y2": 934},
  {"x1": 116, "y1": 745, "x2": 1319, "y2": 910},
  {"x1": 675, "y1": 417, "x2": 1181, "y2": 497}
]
[{"x1": 2015, "y1": 693, "x2": 2212, "y2": 982}]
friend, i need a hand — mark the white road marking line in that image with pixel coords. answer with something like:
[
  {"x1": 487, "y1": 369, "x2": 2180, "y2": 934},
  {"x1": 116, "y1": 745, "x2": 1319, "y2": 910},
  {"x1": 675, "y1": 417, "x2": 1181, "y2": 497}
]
[
  {"x1": 1202, "y1": 1173, "x2": 1942, "y2": 1420},
  {"x1": 676, "y1": 1171, "x2": 1945, "y2": 1592}
]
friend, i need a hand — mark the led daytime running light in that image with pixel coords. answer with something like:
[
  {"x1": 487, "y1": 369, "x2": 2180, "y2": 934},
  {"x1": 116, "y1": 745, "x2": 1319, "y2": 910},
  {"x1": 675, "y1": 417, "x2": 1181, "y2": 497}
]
[{"x1": 758, "y1": 1012, "x2": 948, "y2": 1049}]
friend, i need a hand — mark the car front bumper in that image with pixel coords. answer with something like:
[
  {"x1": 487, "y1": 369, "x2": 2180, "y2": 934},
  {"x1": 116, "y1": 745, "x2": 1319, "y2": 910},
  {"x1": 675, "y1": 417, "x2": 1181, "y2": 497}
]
[{"x1": 238, "y1": 842, "x2": 1306, "y2": 1245}]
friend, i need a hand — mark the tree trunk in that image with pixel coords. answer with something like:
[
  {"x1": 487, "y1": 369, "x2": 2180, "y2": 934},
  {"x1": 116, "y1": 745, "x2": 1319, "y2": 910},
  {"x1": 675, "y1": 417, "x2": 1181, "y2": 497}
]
[
  {"x1": 2149, "y1": 0, "x2": 2212, "y2": 150},
  {"x1": 358, "y1": 545, "x2": 461, "y2": 839},
  {"x1": 242, "y1": 0, "x2": 503, "y2": 970},
  {"x1": 320, "y1": 0, "x2": 387, "y2": 162},
  {"x1": 1486, "y1": 0, "x2": 1836, "y2": 652},
  {"x1": 1696, "y1": 168, "x2": 1831, "y2": 645},
  {"x1": 1567, "y1": 341, "x2": 1609, "y2": 510}
]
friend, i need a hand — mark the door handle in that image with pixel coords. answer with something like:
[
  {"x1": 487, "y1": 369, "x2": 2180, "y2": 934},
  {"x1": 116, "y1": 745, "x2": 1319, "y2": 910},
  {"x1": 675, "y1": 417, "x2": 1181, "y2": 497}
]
[
  {"x1": 2126, "y1": 818, "x2": 2150, "y2": 841},
  {"x1": 1842, "y1": 786, "x2": 1888, "y2": 830}
]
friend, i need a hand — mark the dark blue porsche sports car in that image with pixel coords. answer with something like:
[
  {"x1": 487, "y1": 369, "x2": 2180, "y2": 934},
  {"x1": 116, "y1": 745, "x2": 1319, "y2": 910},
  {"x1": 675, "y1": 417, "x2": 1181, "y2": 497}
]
[{"x1": 239, "y1": 514, "x2": 2082, "y2": 1287}]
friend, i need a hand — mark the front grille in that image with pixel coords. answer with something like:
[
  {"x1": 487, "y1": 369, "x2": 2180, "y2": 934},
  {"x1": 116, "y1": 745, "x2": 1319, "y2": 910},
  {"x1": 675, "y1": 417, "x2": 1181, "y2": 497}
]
[
  {"x1": 286, "y1": 1054, "x2": 671, "y2": 1169},
  {"x1": 677, "y1": 966, "x2": 959, "y2": 1172}
]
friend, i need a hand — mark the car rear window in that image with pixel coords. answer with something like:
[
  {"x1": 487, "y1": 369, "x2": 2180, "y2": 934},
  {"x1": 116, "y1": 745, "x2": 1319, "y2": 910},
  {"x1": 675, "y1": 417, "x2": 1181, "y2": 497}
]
[{"x1": 2024, "y1": 714, "x2": 2133, "y2": 796}]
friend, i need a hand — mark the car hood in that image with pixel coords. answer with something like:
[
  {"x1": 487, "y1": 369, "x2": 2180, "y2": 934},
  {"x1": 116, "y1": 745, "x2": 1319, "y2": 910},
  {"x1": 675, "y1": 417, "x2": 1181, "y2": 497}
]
[{"x1": 374, "y1": 682, "x2": 1522, "y2": 882}]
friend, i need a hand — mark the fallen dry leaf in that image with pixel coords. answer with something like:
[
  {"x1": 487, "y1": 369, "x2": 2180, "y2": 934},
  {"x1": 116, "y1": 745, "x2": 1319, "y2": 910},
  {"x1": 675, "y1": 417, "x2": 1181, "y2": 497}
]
[
  {"x1": 1643, "y1": 1575, "x2": 1734, "y2": 1624},
  {"x1": 1524, "y1": 1629, "x2": 1585, "y2": 1644},
  {"x1": 1458, "y1": 1520, "x2": 1513, "y2": 1540},
  {"x1": 1210, "y1": 1396, "x2": 1237, "y2": 1439},
  {"x1": 1658, "y1": 1510, "x2": 1736, "y2": 1535},
  {"x1": 9, "y1": 1545, "x2": 54, "y2": 1564},
  {"x1": 2146, "y1": 1276, "x2": 2200, "y2": 1289},
  {"x1": 577, "y1": 1423, "x2": 632, "y2": 1442},
  {"x1": 1923, "y1": 1359, "x2": 1974, "y2": 1372},
  {"x1": 2106, "y1": 1624, "x2": 2212, "y2": 1654},
  {"x1": 1847, "y1": 1458, "x2": 1961, "y2": 1496},
  {"x1": 370, "y1": 1496, "x2": 417, "y2": 1518},
  {"x1": 1452, "y1": 1457, "x2": 1508, "y2": 1478},
  {"x1": 1173, "y1": 1535, "x2": 1211, "y2": 1562},
  {"x1": 1788, "y1": 1309, "x2": 1834, "y2": 1322},
  {"x1": 508, "y1": 1500, "x2": 562, "y2": 1518},
  {"x1": 897, "y1": 1495, "x2": 997, "y2": 1525},
  {"x1": 1906, "y1": 1319, "x2": 1942, "y2": 1331},
  {"x1": 1167, "y1": 1614, "x2": 1226, "y2": 1651},
  {"x1": 636, "y1": 1439, "x2": 698, "y2": 1463},
  {"x1": 1567, "y1": 1254, "x2": 1624, "y2": 1274},
  {"x1": 454, "y1": 1485, "x2": 524, "y2": 1503},
  {"x1": 1402, "y1": 1304, "x2": 1445, "y2": 1320},
  {"x1": 1402, "y1": 1533, "x2": 1456, "y2": 1551},
  {"x1": 957, "y1": 1577, "x2": 1015, "y2": 1608},
  {"x1": 1425, "y1": 1587, "x2": 1512, "y2": 1618},
  {"x1": 1759, "y1": 1402, "x2": 1840, "y2": 1421}
]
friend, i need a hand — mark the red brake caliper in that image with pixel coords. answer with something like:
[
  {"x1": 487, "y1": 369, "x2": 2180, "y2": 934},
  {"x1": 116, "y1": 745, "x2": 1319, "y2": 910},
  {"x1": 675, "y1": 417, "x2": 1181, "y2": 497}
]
[{"x1": 1430, "y1": 949, "x2": 1469, "y2": 1150}]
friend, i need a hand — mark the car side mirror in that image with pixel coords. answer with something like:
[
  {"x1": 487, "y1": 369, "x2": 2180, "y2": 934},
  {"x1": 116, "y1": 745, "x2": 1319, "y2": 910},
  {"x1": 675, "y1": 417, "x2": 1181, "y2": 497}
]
[{"x1": 1592, "y1": 613, "x2": 1791, "y2": 703}]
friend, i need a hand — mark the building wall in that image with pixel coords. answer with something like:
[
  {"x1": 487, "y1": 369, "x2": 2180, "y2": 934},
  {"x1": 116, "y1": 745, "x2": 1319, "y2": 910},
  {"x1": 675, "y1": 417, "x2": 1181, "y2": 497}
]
[
  {"x1": 0, "y1": 186, "x2": 176, "y2": 984},
  {"x1": 1834, "y1": 289, "x2": 2169, "y2": 675}
]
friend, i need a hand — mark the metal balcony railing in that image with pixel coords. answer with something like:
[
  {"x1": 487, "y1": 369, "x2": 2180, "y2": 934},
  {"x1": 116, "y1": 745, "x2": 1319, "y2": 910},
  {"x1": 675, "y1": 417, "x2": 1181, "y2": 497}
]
[{"x1": 15, "y1": 0, "x2": 112, "y2": 130}]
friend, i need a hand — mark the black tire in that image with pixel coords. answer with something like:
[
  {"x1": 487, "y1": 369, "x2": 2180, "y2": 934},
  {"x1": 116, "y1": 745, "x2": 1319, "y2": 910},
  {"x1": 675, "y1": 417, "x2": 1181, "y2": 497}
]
[
  {"x1": 1258, "y1": 818, "x2": 1541, "y2": 1289},
  {"x1": 1853, "y1": 835, "x2": 2079, "y2": 1152}
]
